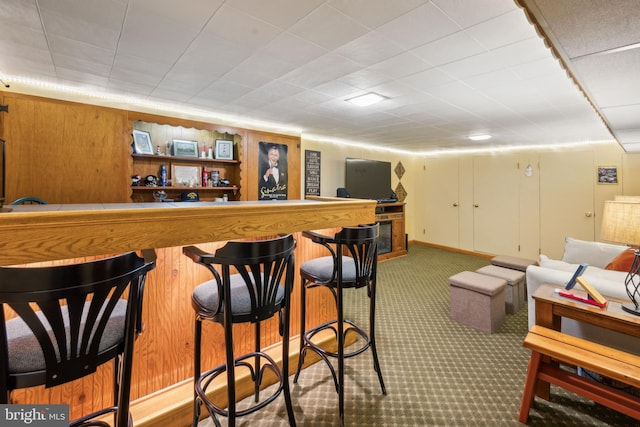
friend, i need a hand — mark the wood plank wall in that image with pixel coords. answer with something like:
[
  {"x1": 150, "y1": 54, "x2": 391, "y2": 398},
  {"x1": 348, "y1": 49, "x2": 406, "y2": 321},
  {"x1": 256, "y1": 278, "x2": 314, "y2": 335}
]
[{"x1": 0, "y1": 92, "x2": 302, "y2": 204}]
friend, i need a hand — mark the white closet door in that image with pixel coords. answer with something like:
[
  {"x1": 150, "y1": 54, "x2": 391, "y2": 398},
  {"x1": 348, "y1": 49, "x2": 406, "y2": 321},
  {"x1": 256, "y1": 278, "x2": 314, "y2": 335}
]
[
  {"x1": 423, "y1": 157, "x2": 460, "y2": 248},
  {"x1": 473, "y1": 154, "x2": 520, "y2": 255},
  {"x1": 540, "y1": 151, "x2": 595, "y2": 259}
]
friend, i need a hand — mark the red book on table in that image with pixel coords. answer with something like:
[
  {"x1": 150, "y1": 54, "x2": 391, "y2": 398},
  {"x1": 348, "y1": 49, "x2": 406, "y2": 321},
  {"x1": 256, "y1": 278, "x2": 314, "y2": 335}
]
[{"x1": 558, "y1": 289, "x2": 607, "y2": 308}]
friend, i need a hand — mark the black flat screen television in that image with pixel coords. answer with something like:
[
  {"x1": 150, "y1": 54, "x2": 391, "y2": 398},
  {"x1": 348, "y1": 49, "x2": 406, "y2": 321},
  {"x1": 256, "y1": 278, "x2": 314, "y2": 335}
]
[{"x1": 345, "y1": 157, "x2": 393, "y2": 201}]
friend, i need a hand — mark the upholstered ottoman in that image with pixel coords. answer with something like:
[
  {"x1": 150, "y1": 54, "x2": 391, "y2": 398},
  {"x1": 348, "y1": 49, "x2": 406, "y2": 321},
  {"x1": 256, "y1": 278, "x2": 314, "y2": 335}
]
[
  {"x1": 490, "y1": 255, "x2": 537, "y2": 272},
  {"x1": 448, "y1": 271, "x2": 506, "y2": 334},
  {"x1": 476, "y1": 265, "x2": 525, "y2": 314}
]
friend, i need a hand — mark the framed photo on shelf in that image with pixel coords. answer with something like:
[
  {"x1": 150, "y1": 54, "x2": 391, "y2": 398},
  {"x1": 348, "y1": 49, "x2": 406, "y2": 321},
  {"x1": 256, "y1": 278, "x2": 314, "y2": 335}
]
[
  {"x1": 172, "y1": 139, "x2": 199, "y2": 158},
  {"x1": 215, "y1": 139, "x2": 234, "y2": 160},
  {"x1": 172, "y1": 164, "x2": 201, "y2": 187},
  {"x1": 132, "y1": 130, "x2": 154, "y2": 155}
]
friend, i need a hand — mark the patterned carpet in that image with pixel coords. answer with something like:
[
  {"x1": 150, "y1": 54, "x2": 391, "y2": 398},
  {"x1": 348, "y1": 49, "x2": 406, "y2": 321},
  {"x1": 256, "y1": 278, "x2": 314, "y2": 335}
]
[{"x1": 199, "y1": 244, "x2": 638, "y2": 426}]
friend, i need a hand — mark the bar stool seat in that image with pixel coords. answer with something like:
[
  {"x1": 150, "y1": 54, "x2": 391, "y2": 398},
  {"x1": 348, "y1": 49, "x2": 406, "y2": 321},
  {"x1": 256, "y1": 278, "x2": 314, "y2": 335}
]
[
  {"x1": 183, "y1": 235, "x2": 297, "y2": 427},
  {"x1": 293, "y1": 224, "x2": 386, "y2": 426},
  {"x1": 0, "y1": 250, "x2": 156, "y2": 427}
]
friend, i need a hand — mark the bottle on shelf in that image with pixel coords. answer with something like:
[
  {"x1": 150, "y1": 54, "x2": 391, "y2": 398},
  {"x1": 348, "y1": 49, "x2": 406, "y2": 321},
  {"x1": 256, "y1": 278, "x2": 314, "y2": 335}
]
[
  {"x1": 202, "y1": 166, "x2": 208, "y2": 187},
  {"x1": 160, "y1": 164, "x2": 167, "y2": 187}
]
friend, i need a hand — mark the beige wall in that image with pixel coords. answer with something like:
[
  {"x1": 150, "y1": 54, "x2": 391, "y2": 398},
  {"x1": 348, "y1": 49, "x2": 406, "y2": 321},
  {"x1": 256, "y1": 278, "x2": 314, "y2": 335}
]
[{"x1": 300, "y1": 137, "x2": 640, "y2": 259}]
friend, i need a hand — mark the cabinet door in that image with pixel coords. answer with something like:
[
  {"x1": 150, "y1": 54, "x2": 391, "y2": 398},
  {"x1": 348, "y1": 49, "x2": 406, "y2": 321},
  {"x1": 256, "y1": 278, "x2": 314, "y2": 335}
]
[
  {"x1": 473, "y1": 154, "x2": 519, "y2": 255},
  {"x1": 540, "y1": 151, "x2": 594, "y2": 258},
  {"x1": 423, "y1": 157, "x2": 460, "y2": 247}
]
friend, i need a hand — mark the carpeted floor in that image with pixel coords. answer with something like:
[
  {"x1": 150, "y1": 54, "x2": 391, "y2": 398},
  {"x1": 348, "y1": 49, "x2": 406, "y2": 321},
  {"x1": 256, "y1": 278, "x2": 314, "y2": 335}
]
[{"x1": 199, "y1": 244, "x2": 639, "y2": 426}]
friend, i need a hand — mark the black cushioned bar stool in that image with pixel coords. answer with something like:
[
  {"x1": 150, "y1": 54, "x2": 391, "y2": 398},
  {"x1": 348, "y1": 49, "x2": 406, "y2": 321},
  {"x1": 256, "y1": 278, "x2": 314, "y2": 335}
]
[
  {"x1": 0, "y1": 250, "x2": 156, "y2": 427},
  {"x1": 183, "y1": 235, "x2": 297, "y2": 427},
  {"x1": 293, "y1": 224, "x2": 386, "y2": 425}
]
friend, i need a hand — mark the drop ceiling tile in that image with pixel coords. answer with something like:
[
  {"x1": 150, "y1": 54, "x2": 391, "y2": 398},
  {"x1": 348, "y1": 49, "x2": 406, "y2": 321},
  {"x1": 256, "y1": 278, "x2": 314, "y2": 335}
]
[
  {"x1": 400, "y1": 67, "x2": 456, "y2": 91},
  {"x1": 367, "y1": 51, "x2": 431, "y2": 79},
  {"x1": 412, "y1": 31, "x2": 486, "y2": 66},
  {"x1": 466, "y1": 9, "x2": 538, "y2": 50},
  {"x1": 48, "y1": 35, "x2": 114, "y2": 68},
  {"x1": 227, "y1": 0, "x2": 324, "y2": 29},
  {"x1": 262, "y1": 32, "x2": 327, "y2": 67},
  {"x1": 202, "y1": 3, "x2": 282, "y2": 50},
  {"x1": 530, "y1": 0, "x2": 640, "y2": 58},
  {"x1": 0, "y1": 0, "x2": 42, "y2": 29},
  {"x1": 38, "y1": 0, "x2": 126, "y2": 50},
  {"x1": 376, "y1": 2, "x2": 459, "y2": 50},
  {"x1": 288, "y1": 4, "x2": 369, "y2": 50},
  {"x1": 615, "y1": 129, "x2": 640, "y2": 144},
  {"x1": 432, "y1": 0, "x2": 517, "y2": 28},
  {"x1": 335, "y1": 31, "x2": 405, "y2": 67},
  {"x1": 329, "y1": 0, "x2": 428, "y2": 29},
  {"x1": 571, "y1": 49, "x2": 640, "y2": 108},
  {"x1": 602, "y1": 105, "x2": 640, "y2": 129},
  {"x1": 621, "y1": 142, "x2": 640, "y2": 152}
]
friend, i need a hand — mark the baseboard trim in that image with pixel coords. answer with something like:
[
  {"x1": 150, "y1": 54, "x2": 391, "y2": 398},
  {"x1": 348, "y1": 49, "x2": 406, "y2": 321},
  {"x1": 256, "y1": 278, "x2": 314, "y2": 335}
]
[{"x1": 409, "y1": 240, "x2": 495, "y2": 260}]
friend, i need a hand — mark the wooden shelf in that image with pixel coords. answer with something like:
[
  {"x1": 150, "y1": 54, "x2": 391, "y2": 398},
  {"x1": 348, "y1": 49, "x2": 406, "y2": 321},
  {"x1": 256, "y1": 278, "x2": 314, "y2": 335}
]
[
  {"x1": 131, "y1": 186, "x2": 238, "y2": 192},
  {"x1": 132, "y1": 153, "x2": 239, "y2": 165}
]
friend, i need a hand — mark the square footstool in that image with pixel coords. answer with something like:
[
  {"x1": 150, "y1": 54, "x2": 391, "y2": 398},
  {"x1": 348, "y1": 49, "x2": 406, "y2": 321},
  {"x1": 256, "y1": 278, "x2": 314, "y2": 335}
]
[
  {"x1": 476, "y1": 265, "x2": 525, "y2": 314},
  {"x1": 448, "y1": 271, "x2": 506, "y2": 334},
  {"x1": 490, "y1": 255, "x2": 537, "y2": 272}
]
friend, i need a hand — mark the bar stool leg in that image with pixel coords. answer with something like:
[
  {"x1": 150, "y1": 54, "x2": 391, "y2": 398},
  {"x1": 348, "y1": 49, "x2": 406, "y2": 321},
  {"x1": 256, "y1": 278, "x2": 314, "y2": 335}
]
[
  {"x1": 192, "y1": 319, "x2": 203, "y2": 427},
  {"x1": 293, "y1": 279, "x2": 308, "y2": 383},
  {"x1": 369, "y1": 282, "x2": 386, "y2": 394}
]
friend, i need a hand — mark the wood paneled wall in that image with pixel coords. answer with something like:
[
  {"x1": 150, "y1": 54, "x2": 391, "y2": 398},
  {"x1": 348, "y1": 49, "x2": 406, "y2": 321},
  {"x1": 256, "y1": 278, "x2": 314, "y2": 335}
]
[
  {"x1": 2, "y1": 93, "x2": 130, "y2": 204},
  {"x1": 0, "y1": 92, "x2": 302, "y2": 204}
]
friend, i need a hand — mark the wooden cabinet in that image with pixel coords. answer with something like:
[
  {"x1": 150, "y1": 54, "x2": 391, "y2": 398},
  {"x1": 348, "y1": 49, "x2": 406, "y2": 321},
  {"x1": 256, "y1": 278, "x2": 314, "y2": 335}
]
[
  {"x1": 130, "y1": 119, "x2": 243, "y2": 202},
  {"x1": 375, "y1": 202, "x2": 407, "y2": 261}
]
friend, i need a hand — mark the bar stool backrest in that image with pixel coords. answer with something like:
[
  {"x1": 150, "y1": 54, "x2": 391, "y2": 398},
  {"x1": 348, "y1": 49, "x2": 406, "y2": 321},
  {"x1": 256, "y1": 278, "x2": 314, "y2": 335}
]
[
  {"x1": 185, "y1": 235, "x2": 296, "y2": 324},
  {"x1": 0, "y1": 250, "x2": 156, "y2": 416},
  {"x1": 334, "y1": 225, "x2": 379, "y2": 288}
]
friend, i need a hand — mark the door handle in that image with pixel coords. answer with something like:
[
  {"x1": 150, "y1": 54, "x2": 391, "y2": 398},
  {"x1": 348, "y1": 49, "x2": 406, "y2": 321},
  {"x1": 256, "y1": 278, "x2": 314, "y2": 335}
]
[
  {"x1": 474, "y1": 204, "x2": 479, "y2": 208},
  {"x1": 453, "y1": 203, "x2": 458, "y2": 207},
  {"x1": 585, "y1": 212, "x2": 593, "y2": 217}
]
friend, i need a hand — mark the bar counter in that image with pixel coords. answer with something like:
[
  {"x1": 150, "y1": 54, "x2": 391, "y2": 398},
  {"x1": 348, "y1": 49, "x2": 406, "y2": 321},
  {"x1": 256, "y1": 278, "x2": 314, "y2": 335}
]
[
  {"x1": 0, "y1": 197, "x2": 375, "y2": 265},
  {"x1": 1, "y1": 197, "x2": 376, "y2": 423}
]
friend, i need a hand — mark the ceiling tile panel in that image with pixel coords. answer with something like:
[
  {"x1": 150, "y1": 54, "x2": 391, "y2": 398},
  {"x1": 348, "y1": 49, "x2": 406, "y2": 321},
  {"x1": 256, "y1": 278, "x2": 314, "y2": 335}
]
[
  {"x1": 376, "y1": 2, "x2": 460, "y2": 50},
  {"x1": 288, "y1": 4, "x2": 369, "y2": 51}
]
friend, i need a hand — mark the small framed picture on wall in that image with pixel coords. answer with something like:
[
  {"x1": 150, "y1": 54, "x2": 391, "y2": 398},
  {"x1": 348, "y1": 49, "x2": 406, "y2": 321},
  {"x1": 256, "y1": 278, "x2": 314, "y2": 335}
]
[{"x1": 597, "y1": 166, "x2": 618, "y2": 184}]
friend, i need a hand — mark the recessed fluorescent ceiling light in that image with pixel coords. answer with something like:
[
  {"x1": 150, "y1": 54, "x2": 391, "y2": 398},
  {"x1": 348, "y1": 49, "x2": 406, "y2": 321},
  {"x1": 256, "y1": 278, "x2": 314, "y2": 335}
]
[
  {"x1": 346, "y1": 92, "x2": 387, "y2": 106},
  {"x1": 468, "y1": 134, "x2": 492, "y2": 141}
]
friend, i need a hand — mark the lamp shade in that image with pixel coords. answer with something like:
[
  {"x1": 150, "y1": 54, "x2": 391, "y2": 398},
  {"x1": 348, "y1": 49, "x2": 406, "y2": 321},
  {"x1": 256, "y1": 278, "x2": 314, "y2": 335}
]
[{"x1": 600, "y1": 200, "x2": 640, "y2": 245}]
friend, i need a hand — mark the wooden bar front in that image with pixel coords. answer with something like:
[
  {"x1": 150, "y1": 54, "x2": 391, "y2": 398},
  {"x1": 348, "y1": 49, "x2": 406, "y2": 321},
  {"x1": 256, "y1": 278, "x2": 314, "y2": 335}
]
[{"x1": 0, "y1": 198, "x2": 376, "y2": 421}]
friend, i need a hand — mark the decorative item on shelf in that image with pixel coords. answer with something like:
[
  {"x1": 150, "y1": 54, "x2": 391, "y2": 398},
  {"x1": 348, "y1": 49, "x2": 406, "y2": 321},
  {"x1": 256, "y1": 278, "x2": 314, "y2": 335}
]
[
  {"x1": 159, "y1": 164, "x2": 167, "y2": 187},
  {"x1": 131, "y1": 174, "x2": 141, "y2": 186},
  {"x1": 144, "y1": 175, "x2": 158, "y2": 186},
  {"x1": 202, "y1": 166, "x2": 208, "y2": 187},
  {"x1": 215, "y1": 139, "x2": 234, "y2": 160},
  {"x1": 132, "y1": 130, "x2": 154, "y2": 154},
  {"x1": 171, "y1": 139, "x2": 199, "y2": 158},
  {"x1": 152, "y1": 190, "x2": 167, "y2": 202},
  {"x1": 219, "y1": 178, "x2": 230, "y2": 187},
  {"x1": 180, "y1": 191, "x2": 199, "y2": 202},
  {"x1": 211, "y1": 170, "x2": 220, "y2": 186},
  {"x1": 600, "y1": 200, "x2": 640, "y2": 315},
  {"x1": 207, "y1": 145, "x2": 213, "y2": 159}
]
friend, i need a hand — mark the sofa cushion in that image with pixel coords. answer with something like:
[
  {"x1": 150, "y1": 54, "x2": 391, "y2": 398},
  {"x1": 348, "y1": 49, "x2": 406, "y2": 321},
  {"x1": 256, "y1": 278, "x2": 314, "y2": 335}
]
[
  {"x1": 605, "y1": 248, "x2": 637, "y2": 272},
  {"x1": 539, "y1": 254, "x2": 579, "y2": 272},
  {"x1": 561, "y1": 237, "x2": 626, "y2": 268}
]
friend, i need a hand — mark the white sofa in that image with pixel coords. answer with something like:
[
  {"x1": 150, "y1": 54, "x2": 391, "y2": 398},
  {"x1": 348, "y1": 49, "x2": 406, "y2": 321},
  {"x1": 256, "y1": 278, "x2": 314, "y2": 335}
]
[{"x1": 526, "y1": 237, "x2": 638, "y2": 355}]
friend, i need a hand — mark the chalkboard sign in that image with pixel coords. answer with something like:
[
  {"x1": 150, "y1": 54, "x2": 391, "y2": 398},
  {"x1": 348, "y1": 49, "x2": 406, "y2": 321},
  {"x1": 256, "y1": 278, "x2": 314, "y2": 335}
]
[{"x1": 305, "y1": 150, "x2": 321, "y2": 196}]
